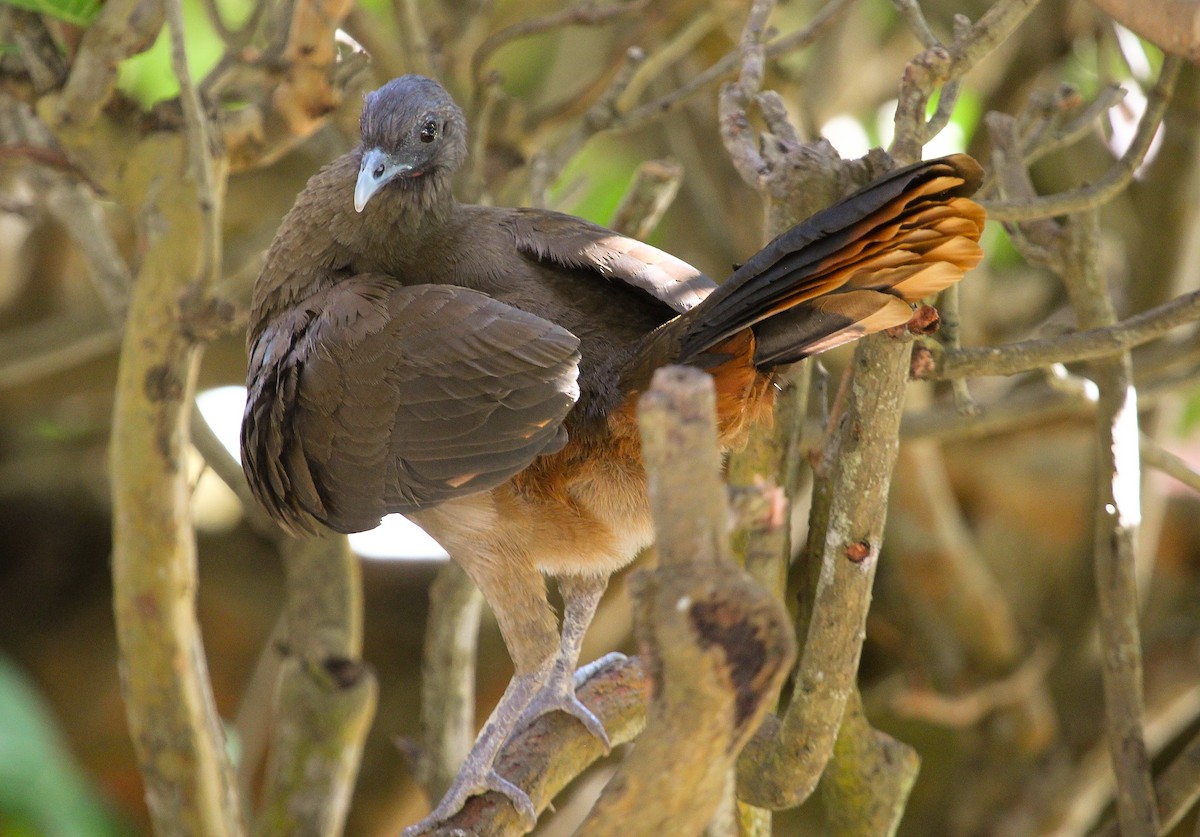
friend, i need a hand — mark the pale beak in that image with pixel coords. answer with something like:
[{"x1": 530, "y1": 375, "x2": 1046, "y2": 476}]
[{"x1": 354, "y1": 147, "x2": 413, "y2": 212}]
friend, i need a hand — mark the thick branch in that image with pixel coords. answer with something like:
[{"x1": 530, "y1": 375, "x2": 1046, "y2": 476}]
[
  {"x1": 254, "y1": 535, "x2": 376, "y2": 837},
  {"x1": 1084, "y1": 0, "x2": 1200, "y2": 62},
  {"x1": 414, "y1": 563, "x2": 484, "y2": 801},
  {"x1": 427, "y1": 656, "x2": 650, "y2": 836},
  {"x1": 820, "y1": 689, "x2": 920, "y2": 837},
  {"x1": 1064, "y1": 211, "x2": 1159, "y2": 837},
  {"x1": 55, "y1": 0, "x2": 162, "y2": 126},
  {"x1": 572, "y1": 367, "x2": 794, "y2": 837},
  {"x1": 109, "y1": 135, "x2": 243, "y2": 837},
  {"x1": 738, "y1": 333, "x2": 913, "y2": 809}
]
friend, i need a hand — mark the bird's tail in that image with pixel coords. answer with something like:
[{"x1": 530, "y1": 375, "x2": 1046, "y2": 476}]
[{"x1": 678, "y1": 153, "x2": 985, "y2": 369}]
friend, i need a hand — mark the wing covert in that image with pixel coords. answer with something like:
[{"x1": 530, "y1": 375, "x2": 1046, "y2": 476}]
[
  {"x1": 242, "y1": 277, "x2": 581, "y2": 534},
  {"x1": 508, "y1": 208, "x2": 716, "y2": 314}
]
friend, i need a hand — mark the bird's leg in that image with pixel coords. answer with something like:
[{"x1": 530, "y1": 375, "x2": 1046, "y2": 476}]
[
  {"x1": 403, "y1": 670, "x2": 545, "y2": 836},
  {"x1": 512, "y1": 573, "x2": 612, "y2": 747},
  {"x1": 403, "y1": 558, "x2": 558, "y2": 836}
]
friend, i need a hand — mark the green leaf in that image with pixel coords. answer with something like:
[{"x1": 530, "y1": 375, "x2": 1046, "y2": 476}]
[
  {"x1": 0, "y1": 655, "x2": 130, "y2": 837},
  {"x1": 0, "y1": 0, "x2": 100, "y2": 27},
  {"x1": 117, "y1": 0, "x2": 251, "y2": 107},
  {"x1": 549, "y1": 134, "x2": 642, "y2": 228}
]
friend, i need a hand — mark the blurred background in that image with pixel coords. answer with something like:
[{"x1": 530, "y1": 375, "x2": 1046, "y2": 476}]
[{"x1": 2, "y1": 0, "x2": 1200, "y2": 834}]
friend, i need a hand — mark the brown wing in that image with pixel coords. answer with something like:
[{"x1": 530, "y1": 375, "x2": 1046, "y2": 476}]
[
  {"x1": 241, "y1": 276, "x2": 581, "y2": 534},
  {"x1": 508, "y1": 208, "x2": 717, "y2": 314}
]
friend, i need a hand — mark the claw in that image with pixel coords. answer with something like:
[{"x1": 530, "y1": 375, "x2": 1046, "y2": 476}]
[
  {"x1": 514, "y1": 654, "x2": 625, "y2": 751},
  {"x1": 573, "y1": 651, "x2": 627, "y2": 688},
  {"x1": 401, "y1": 767, "x2": 536, "y2": 836}
]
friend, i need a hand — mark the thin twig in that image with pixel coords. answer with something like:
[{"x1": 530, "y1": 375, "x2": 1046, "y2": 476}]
[
  {"x1": 42, "y1": 180, "x2": 131, "y2": 322},
  {"x1": 394, "y1": 0, "x2": 435, "y2": 78},
  {"x1": 935, "y1": 285, "x2": 979, "y2": 413},
  {"x1": 2, "y1": 8, "x2": 68, "y2": 93},
  {"x1": 891, "y1": 0, "x2": 1046, "y2": 161},
  {"x1": 0, "y1": 97, "x2": 131, "y2": 321},
  {"x1": 943, "y1": 0, "x2": 1045, "y2": 79},
  {"x1": 1023, "y1": 682, "x2": 1200, "y2": 837},
  {"x1": 984, "y1": 57, "x2": 1182, "y2": 222},
  {"x1": 903, "y1": 360, "x2": 1200, "y2": 443},
  {"x1": 471, "y1": 0, "x2": 647, "y2": 85},
  {"x1": 608, "y1": 158, "x2": 683, "y2": 240},
  {"x1": 921, "y1": 288, "x2": 1200, "y2": 380},
  {"x1": 529, "y1": 46, "x2": 646, "y2": 206},
  {"x1": 888, "y1": 645, "x2": 1054, "y2": 727},
  {"x1": 620, "y1": 0, "x2": 853, "y2": 131},
  {"x1": 465, "y1": 73, "x2": 504, "y2": 205},
  {"x1": 614, "y1": 10, "x2": 720, "y2": 114},
  {"x1": 188, "y1": 402, "x2": 279, "y2": 538},
  {"x1": 198, "y1": 0, "x2": 236, "y2": 44},
  {"x1": 0, "y1": 319, "x2": 120, "y2": 391},
  {"x1": 166, "y1": 0, "x2": 222, "y2": 291},
  {"x1": 891, "y1": 0, "x2": 938, "y2": 47},
  {"x1": 1083, "y1": 0, "x2": 1200, "y2": 62},
  {"x1": 716, "y1": 0, "x2": 774, "y2": 186},
  {"x1": 1139, "y1": 435, "x2": 1200, "y2": 494}
]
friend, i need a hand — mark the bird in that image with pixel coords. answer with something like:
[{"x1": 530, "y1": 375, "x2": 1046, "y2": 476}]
[{"x1": 241, "y1": 74, "x2": 985, "y2": 835}]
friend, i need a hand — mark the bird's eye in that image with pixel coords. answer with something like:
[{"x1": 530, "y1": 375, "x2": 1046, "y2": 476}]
[
  {"x1": 420, "y1": 121, "x2": 438, "y2": 143},
  {"x1": 373, "y1": 164, "x2": 385, "y2": 178}
]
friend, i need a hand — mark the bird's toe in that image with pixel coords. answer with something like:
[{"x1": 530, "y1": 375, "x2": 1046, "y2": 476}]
[
  {"x1": 515, "y1": 672, "x2": 612, "y2": 751},
  {"x1": 401, "y1": 767, "x2": 536, "y2": 836}
]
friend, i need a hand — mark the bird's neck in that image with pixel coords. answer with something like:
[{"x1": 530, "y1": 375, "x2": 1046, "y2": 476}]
[
  {"x1": 248, "y1": 163, "x2": 461, "y2": 344},
  {"x1": 378, "y1": 170, "x2": 457, "y2": 230}
]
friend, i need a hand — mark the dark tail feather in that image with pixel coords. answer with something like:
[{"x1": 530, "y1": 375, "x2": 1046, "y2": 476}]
[{"x1": 678, "y1": 154, "x2": 985, "y2": 367}]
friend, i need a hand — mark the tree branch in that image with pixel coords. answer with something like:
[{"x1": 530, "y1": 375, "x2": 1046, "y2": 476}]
[
  {"x1": 919, "y1": 288, "x2": 1200, "y2": 380},
  {"x1": 738, "y1": 332, "x2": 914, "y2": 809},
  {"x1": 1140, "y1": 435, "x2": 1200, "y2": 494},
  {"x1": 54, "y1": 0, "x2": 162, "y2": 126},
  {"x1": 413, "y1": 563, "x2": 484, "y2": 803},
  {"x1": 984, "y1": 57, "x2": 1182, "y2": 222},
  {"x1": 109, "y1": 135, "x2": 243, "y2": 837},
  {"x1": 820, "y1": 689, "x2": 920, "y2": 837},
  {"x1": 254, "y1": 535, "x2": 376, "y2": 837},
  {"x1": 1084, "y1": 0, "x2": 1200, "y2": 62},
  {"x1": 608, "y1": 158, "x2": 683, "y2": 241},
  {"x1": 572, "y1": 367, "x2": 794, "y2": 837},
  {"x1": 426, "y1": 656, "x2": 650, "y2": 836},
  {"x1": 1065, "y1": 209, "x2": 1160, "y2": 837}
]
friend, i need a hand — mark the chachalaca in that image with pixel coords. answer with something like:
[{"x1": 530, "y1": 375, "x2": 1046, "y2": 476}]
[{"x1": 241, "y1": 74, "x2": 986, "y2": 835}]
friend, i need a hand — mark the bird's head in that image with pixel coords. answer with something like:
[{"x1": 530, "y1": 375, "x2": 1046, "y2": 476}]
[{"x1": 354, "y1": 75, "x2": 468, "y2": 213}]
